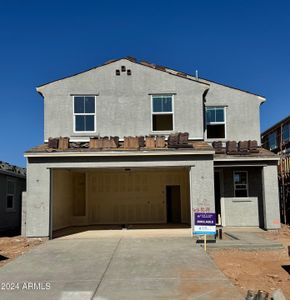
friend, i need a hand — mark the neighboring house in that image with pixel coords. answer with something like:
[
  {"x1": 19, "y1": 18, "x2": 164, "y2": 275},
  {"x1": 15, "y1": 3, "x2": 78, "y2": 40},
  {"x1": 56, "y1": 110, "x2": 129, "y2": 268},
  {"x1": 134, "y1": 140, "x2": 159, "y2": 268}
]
[
  {"x1": 261, "y1": 115, "x2": 290, "y2": 224},
  {"x1": 0, "y1": 161, "x2": 26, "y2": 233},
  {"x1": 23, "y1": 57, "x2": 280, "y2": 238}
]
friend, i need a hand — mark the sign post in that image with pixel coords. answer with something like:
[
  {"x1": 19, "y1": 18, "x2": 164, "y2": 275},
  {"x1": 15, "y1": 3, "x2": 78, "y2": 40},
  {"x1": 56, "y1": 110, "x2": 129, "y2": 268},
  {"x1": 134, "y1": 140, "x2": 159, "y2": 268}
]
[{"x1": 193, "y1": 212, "x2": 216, "y2": 251}]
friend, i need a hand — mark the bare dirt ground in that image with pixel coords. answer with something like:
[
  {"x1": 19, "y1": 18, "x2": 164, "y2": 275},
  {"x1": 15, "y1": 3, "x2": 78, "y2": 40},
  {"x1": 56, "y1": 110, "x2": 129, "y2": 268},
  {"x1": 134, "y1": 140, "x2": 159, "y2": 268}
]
[
  {"x1": 0, "y1": 236, "x2": 45, "y2": 268},
  {"x1": 209, "y1": 225, "x2": 290, "y2": 299}
]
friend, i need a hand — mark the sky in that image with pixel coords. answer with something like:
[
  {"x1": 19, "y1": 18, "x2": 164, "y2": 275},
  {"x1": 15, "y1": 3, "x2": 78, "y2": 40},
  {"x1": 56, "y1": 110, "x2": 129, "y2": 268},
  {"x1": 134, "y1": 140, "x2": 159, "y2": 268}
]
[{"x1": 0, "y1": 0, "x2": 289, "y2": 167}]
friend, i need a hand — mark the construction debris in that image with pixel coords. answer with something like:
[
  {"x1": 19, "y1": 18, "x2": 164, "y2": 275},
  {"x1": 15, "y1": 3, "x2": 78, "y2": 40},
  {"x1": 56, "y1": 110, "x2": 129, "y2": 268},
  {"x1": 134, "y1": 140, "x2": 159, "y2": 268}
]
[
  {"x1": 245, "y1": 289, "x2": 286, "y2": 300},
  {"x1": 168, "y1": 132, "x2": 192, "y2": 148},
  {"x1": 238, "y1": 141, "x2": 248, "y2": 153},
  {"x1": 145, "y1": 136, "x2": 156, "y2": 149},
  {"x1": 246, "y1": 290, "x2": 269, "y2": 300},
  {"x1": 226, "y1": 141, "x2": 238, "y2": 154},
  {"x1": 89, "y1": 136, "x2": 119, "y2": 149},
  {"x1": 156, "y1": 136, "x2": 165, "y2": 148},
  {"x1": 137, "y1": 136, "x2": 145, "y2": 148},
  {"x1": 124, "y1": 136, "x2": 140, "y2": 149},
  {"x1": 44, "y1": 135, "x2": 270, "y2": 157},
  {"x1": 212, "y1": 141, "x2": 225, "y2": 154},
  {"x1": 58, "y1": 137, "x2": 69, "y2": 150},
  {"x1": 48, "y1": 137, "x2": 59, "y2": 149},
  {"x1": 48, "y1": 137, "x2": 69, "y2": 150},
  {"x1": 272, "y1": 288, "x2": 287, "y2": 300},
  {"x1": 248, "y1": 140, "x2": 259, "y2": 153},
  {"x1": 212, "y1": 140, "x2": 259, "y2": 155}
]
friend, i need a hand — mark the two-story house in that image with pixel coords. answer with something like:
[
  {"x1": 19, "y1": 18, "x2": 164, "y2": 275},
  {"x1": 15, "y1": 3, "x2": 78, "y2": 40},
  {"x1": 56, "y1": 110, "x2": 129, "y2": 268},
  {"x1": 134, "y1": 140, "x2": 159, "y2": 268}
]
[{"x1": 22, "y1": 57, "x2": 280, "y2": 238}]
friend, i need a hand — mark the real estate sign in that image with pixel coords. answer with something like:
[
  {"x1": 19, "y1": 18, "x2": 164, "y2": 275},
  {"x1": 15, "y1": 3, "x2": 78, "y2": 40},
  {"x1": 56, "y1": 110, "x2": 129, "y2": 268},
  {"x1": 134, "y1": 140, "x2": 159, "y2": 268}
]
[{"x1": 193, "y1": 212, "x2": 216, "y2": 235}]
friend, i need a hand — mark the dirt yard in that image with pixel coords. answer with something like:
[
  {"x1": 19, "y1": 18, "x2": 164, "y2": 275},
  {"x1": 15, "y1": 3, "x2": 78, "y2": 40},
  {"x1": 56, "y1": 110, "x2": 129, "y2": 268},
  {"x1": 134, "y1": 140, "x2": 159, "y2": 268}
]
[
  {"x1": 0, "y1": 228, "x2": 289, "y2": 299},
  {"x1": 209, "y1": 225, "x2": 290, "y2": 299},
  {"x1": 0, "y1": 236, "x2": 45, "y2": 268}
]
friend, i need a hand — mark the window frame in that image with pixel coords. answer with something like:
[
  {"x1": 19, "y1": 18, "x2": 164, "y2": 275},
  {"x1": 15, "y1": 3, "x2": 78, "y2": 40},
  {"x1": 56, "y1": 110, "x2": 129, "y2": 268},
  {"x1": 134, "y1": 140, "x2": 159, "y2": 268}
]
[
  {"x1": 151, "y1": 94, "x2": 175, "y2": 133},
  {"x1": 233, "y1": 171, "x2": 248, "y2": 198},
  {"x1": 205, "y1": 106, "x2": 227, "y2": 140},
  {"x1": 6, "y1": 179, "x2": 16, "y2": 211},
  {"x1": 282, "y1": 123, "x2": 290, "y2": 143},
  {"x1": 73, "y1": 95, "x2": 97, "y2": 133},
  {"x1": 268, "y1": 131, "x2": 277, "y2": 150}
]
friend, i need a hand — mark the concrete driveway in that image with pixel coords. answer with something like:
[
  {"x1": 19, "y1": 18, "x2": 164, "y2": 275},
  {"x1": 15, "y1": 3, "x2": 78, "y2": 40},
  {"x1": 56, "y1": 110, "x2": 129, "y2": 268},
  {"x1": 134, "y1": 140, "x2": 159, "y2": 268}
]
[{"x1": 0, "y1": 229, "x2": 243, "y2": 300}]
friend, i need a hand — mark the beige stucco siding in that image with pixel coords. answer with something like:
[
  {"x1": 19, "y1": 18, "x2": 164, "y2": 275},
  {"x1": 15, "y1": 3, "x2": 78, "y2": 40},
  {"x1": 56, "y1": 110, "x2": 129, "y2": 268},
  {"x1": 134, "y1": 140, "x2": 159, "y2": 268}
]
[
  {"x1": 40, "y1": 59, "x2": 207, "y2": 141},
  {"x1": 204, "y1": 82, "x2": 264, "y2": 143}
]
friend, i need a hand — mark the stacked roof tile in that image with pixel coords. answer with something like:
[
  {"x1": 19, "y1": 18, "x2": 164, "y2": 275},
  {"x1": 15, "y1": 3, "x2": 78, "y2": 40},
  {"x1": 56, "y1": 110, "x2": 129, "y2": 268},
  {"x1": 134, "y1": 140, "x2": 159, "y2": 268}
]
[{"x1": 0, "y1": 161, "x2": 26, "y2": 177}]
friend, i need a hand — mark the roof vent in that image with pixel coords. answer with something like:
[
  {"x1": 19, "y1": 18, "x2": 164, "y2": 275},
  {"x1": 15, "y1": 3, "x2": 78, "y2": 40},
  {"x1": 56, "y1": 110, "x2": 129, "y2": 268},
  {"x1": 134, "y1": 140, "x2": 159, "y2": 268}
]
[
  {"x1": 121, "y1": 66, "x2": 126, "y2": 72},
  {"x1": 116, "y1": 69, "x2": 120, "y2": 76}
]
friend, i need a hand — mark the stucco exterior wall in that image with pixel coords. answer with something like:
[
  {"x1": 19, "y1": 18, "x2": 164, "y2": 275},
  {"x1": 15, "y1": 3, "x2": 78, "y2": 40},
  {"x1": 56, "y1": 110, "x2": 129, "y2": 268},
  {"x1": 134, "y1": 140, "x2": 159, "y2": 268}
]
[
  {"x1": 25, "y1": 163, "x2": 50, "y2": 237},
  {"x1": 38, "y1": 59, "x2": 264, "y2": 143},
  {"x1": 204, "y1": 82, "x2": 264, "y2": 144},
  {"x1": 220, "y1": 167, "x2": 264, "y2": 227},
  {"x1": 189, "y1": 160, "x2": 215, "y2": 229},
  {"x1": 40, "y1": 59, "x2": 207, "y2": 141},
  {"x1": 262, "y1": 165, "x2": 280, "y2": 229},
  {"x1": 23, "y1": 154, "x2": 213, "y2": 237},
  {"x1": 221, "y1": 197, "x2": 259, "y2": 227}
]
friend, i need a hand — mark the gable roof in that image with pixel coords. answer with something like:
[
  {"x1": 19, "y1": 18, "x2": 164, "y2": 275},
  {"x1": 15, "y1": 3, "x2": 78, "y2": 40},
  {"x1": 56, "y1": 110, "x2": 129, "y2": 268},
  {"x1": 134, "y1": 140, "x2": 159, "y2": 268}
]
[
  {"x1": 36, "y1": 56, "x2": 265, "y2": 98},
  {"x1": 36, "y1": 57, "x2": 209, "y2": 91}
]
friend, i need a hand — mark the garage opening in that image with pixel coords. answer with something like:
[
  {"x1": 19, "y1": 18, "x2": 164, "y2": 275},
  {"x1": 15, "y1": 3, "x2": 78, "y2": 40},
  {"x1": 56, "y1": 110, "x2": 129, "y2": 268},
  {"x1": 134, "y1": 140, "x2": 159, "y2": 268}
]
[{"x1": 51, "y1": 167, "x2": 190, "y2": 238}]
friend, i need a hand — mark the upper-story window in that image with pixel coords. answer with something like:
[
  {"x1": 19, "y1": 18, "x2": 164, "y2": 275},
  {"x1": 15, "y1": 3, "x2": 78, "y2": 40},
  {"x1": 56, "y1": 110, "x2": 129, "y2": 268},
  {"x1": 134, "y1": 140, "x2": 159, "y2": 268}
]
[
  {"x1": 206, "y1": 107, "x2": 226, "y2": 139},
  {"x1": 73, "y1": 96, "x2": 96, "y2": 132},
  {"x1": 233, "y1": 171, "x2": 248, "y2": 197},
  {"x1": 282, "y1": 123, "x2": 289, "y2": 143},
  {"x1": 268, "y1": 132, "x2": 277, "y2": 150},
  {"x1": 151, "y1": 95, "x2": 174, "y2": 132},
  {"x1": 6, "y1": 180, "x2": 16, "y2": 210}
]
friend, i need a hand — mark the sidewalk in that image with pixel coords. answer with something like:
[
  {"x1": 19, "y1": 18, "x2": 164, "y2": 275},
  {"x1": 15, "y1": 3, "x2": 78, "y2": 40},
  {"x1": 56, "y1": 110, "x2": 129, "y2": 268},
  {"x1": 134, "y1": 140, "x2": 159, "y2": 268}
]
[{"x1": 202, "y1": 228, "x2": 284, "y2": 250}]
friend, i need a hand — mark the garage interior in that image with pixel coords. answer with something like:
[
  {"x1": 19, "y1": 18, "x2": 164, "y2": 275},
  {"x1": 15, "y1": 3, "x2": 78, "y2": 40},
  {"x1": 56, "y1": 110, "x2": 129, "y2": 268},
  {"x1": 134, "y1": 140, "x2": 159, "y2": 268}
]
[{"x1": 52, "y1": 167, "x2": 191, "y2": 237}]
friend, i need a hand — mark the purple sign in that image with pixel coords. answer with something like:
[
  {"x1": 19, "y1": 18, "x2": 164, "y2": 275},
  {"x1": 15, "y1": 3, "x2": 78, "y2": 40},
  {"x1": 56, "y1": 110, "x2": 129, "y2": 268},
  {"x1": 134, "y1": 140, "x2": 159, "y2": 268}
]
[
  {"x1": 193, "y1": 212, "x2": 216, "y2": 235},
  {"x1": 195, "y1": 213, "x2": 216, "y2": 226}
]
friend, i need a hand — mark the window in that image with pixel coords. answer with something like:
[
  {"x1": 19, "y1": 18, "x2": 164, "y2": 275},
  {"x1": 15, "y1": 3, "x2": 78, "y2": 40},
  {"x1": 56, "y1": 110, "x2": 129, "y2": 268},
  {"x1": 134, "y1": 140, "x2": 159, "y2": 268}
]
[
  {"x1": 268, "y1": 132, "x2": 277, "y2": 150},
  {"x1": 151, "y1": 95, "x2": 174, "y2": 131},
  {"x1": 6, "y1": 180, "x2": 15, "y2": 210},
  {"x1": 73, "y1": 96, "x2": 96, "y2": 132},
  {"x1": 282, "y1": 124, "x2": 289, "y2": 143},
  {"x1": 206, "y1": 107, "x2": 226, "y2": 139},
  {"x1": 233, "y1": 171, "x2": 248, "y2": 197}
]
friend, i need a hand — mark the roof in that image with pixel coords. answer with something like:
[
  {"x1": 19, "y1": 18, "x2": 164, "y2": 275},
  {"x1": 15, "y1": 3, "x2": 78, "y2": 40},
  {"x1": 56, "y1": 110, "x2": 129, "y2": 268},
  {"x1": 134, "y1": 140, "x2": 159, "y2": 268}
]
[
  {"x1": 25, "y1": 141, "x2": 278, "y2": 163},
  {"x1": 0, "y1": 161, "x2": 26, "y2": 178},
  {"x1": 25, "y1": 140, "x2": 214, "y2": 156},
  {"x1": 36, "y1": 57, "x2": 209, "y2": 91},
  {"x1": 261, "y1": 114, "x2": 290, "y2": 137},
  {"x1": 36, "y1": 57, "x2": 265, "y2": 98},
  {"x1": 214, "y1": 147, "x2": 278, "y2": 160}
]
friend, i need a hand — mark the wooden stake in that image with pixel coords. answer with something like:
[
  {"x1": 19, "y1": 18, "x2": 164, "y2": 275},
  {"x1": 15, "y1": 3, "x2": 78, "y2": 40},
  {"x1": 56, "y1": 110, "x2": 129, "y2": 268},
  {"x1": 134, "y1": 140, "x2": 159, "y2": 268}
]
[{"x1": 204, "y1": 234, "x2": 207, "y2": 252}]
